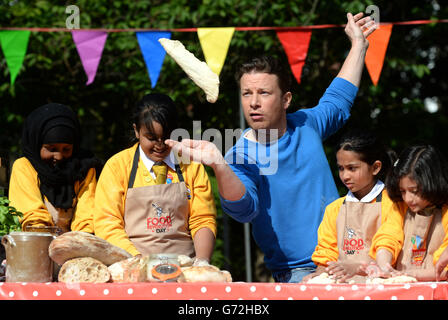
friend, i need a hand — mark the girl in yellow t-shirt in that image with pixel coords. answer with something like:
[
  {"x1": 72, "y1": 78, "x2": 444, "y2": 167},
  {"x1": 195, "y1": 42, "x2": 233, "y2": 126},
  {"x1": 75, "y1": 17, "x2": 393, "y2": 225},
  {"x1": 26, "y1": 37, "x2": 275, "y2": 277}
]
[
  {"x1": 93, "y1": 93, "x2": 217, "y2": 262},
  {"x1": 370, "y1": 144, "x2": 448, "y2": 281},
  {"x1": 304, "y1": 129, "x2": 402, "y2": 283},
  {"x1": 9, "y1": 103, "x2": 102, "y2": 233}
]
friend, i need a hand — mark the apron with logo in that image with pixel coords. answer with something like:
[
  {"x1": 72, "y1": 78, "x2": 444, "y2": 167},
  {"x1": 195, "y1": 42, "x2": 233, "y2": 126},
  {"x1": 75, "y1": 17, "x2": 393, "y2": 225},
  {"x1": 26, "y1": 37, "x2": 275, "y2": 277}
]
[
  {"x1": 336, "y1": 193, "x2": 383, "y2": 265},
  {"x1": 396, "y1": 207, "x2": 445, "y2": 271},
  {"x1": 44, "y1": 199, "x2": 75, "y2": 234},
  {"x1": 123, "y1": 147, "x2": 195, "y2": 257}
]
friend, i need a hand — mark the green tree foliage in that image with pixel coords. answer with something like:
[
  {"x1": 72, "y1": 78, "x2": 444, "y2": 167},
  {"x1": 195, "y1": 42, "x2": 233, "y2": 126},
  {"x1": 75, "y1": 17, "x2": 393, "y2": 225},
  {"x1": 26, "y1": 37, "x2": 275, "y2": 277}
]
[{"x1": 0, "y1": 0, "x2": 446, "y2": 281}]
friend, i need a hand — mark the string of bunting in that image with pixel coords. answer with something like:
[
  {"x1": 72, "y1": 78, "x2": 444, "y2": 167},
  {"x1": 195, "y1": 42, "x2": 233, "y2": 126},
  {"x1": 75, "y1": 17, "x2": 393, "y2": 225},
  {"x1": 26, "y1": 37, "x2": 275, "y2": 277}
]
[{"x1": 0, "y1": 19, "x2": 447, "y2": 89}]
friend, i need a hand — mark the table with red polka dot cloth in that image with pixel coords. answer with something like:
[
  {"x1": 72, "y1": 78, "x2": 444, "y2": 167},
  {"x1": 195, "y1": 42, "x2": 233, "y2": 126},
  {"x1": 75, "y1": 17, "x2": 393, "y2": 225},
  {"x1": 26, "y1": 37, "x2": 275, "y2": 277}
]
[{"x1": 1, "y1": 282, "x2": 447, "y2": 300}]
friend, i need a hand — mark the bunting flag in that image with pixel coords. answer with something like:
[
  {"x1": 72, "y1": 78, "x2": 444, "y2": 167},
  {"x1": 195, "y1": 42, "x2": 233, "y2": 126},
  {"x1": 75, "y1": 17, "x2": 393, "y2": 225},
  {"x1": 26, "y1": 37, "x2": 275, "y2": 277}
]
[
  {"x1": 0, "y1": 30, "x2": 31, "y2": 86},
  {"x1": 72, "y1": 30, "x2": 108, "y2": 85},
  {"x1": 197, "y1": 27, "x2": 235, "y2": 76},
  {"x1": 1, "y1": 19, "x2": 446, "y2": 90},
  {"x1": 276, "y1": 30, "x2": 312, "y2": 84},
  {"x1": 365, "y1": 24, "x2": 393, "y2": 86},
  {"x1": 136, "y1": 31, "x2": 171, "y2": 88}
]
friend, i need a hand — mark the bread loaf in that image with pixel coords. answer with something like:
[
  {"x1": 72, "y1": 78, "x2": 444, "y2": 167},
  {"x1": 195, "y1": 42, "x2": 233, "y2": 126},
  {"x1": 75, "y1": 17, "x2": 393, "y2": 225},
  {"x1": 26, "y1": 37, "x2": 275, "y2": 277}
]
[
  {"x1": 58, "y1": 257, "x2": 110, "y2": 283},
  {"x1": 49, "y1": 231, "x2": 132, "y2": 266},
  {"x1": 178, "y1": 265, "x2": 232, "y2": 283},
  {"x1": 108, "y1": 256, "x2": 148, "y2": 283}
]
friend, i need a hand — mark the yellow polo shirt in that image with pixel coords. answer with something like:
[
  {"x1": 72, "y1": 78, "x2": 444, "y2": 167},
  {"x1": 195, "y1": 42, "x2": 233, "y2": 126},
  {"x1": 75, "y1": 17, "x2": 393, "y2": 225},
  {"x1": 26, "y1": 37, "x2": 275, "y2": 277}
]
[
  {"x1": 371, "y1": 203, "x2": 448, "y2": 266},
  {"x1": 8, "y1": 157, "x2": 97, "y2": 232},
  {"x1": 312, "y1": 190, "x2": 405, "y2": 266}
]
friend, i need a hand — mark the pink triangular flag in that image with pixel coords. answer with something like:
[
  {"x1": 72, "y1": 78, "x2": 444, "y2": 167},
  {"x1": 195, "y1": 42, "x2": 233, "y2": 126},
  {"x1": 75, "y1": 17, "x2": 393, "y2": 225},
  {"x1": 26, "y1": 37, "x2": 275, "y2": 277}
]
[
  {"x1": 277, "y1": 30, "x2": 312, "y2": 84},
  {"x1": 72, "y1": 31, "x2": 108, "y2": 85}
]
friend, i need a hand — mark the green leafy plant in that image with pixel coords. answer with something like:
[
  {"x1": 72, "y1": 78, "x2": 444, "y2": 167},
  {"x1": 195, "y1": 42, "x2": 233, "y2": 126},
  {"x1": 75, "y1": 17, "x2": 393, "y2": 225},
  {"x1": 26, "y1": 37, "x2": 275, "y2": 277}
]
[{"x1": 0, "y1": 196, "x2": 23, "y2": 237}]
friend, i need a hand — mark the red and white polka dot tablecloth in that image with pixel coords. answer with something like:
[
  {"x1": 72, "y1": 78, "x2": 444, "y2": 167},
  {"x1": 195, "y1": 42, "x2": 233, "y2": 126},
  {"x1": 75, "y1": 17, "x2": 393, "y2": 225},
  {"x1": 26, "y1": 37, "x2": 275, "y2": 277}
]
[{"x1": 0, "y1": 281, "x2": 447, "y2": 300}]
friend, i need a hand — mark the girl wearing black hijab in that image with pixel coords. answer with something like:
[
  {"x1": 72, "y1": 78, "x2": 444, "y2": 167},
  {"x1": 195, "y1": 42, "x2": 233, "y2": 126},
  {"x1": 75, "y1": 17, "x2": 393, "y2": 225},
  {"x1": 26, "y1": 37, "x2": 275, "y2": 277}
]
[{"x1": 8, "y1": 103, "x2": 102, "y2": 233}]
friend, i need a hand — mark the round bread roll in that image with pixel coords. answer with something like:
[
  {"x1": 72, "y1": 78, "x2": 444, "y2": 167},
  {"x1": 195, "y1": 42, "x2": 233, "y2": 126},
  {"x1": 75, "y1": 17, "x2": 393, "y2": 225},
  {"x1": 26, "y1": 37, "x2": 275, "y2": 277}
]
[{"x1": 58, "y1": 257, "x2": 110, "y2": 283}]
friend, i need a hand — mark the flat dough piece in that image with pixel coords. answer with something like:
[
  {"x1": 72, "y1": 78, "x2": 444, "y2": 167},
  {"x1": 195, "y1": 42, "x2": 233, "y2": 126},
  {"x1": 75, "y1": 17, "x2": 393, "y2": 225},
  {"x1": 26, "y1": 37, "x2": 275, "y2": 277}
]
[
  {"x1": 159, "y1": 38, "x2": 219, "y2": 103},
  {"x1": 306, "y1": 272, "x2": 337, "y2": 284},
  {"x1": 366, "y1": 275, "x2": 418, "y2": 284}
]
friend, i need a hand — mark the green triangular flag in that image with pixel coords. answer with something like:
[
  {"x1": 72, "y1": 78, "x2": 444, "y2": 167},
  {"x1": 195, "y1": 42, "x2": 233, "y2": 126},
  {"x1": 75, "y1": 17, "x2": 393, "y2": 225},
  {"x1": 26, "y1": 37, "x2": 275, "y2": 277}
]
[{"x1": 0, "y1": 30, "x2": 31, "y2": 86}]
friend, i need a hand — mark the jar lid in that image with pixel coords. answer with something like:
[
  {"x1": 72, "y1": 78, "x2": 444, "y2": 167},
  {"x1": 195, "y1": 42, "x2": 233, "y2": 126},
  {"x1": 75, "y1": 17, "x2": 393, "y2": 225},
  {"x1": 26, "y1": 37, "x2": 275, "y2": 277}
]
[{"x1": 151, "y1": 263, "x2": 182, "y2": 282}]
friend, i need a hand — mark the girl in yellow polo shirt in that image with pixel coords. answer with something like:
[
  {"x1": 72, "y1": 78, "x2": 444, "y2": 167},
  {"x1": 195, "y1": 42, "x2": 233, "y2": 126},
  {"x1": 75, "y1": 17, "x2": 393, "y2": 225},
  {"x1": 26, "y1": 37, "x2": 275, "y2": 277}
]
[
  {"x1": 370, "y1": 144, "x2": 448, "y2": 281},
  {"x1": 304, "y1": 130, "x2": 403, "y2": 283},
  {"x1": 93, "y1": 93, "x2": 217, "y2": 262},
  {"x1": 8, "y1": 103, "x2": 102, "y2": 233}
]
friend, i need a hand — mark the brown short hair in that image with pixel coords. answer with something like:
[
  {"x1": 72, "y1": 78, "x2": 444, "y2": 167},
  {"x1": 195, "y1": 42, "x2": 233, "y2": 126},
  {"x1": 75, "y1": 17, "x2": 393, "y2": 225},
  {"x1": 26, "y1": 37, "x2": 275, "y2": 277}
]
[{"x1": 235, "y1": 56, "x2": 292, "y2": 94}]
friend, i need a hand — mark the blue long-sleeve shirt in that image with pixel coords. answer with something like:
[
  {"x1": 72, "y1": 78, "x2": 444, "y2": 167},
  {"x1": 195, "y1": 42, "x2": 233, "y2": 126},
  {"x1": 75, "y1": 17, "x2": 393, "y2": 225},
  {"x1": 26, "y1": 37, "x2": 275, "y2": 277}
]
[{"x1": 220, "y1": 77, "x2": 358, "y2": 271}]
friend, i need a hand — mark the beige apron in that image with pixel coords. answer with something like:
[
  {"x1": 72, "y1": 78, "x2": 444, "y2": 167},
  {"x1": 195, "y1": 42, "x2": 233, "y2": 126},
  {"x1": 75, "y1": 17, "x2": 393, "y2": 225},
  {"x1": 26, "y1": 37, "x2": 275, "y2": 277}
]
[
  {"x1": 396, "y1": 207, "x2": 445, "y2": 271},
  {"x1": 123, "y1": 147, "x2": 195, "y2": 257},
  {"x1": 44, "y1": 199, "x2": 74, "y2": 234},
  {"x1": 336, "y1": 193, "x2": 383, "y2": 264}
]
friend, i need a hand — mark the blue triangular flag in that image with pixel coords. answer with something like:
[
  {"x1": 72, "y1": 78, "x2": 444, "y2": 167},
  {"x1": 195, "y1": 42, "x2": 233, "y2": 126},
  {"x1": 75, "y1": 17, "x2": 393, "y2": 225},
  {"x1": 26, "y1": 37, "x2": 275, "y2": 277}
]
[{"x1": 136, "y1": 31, "x2": 171, "y2": 88}]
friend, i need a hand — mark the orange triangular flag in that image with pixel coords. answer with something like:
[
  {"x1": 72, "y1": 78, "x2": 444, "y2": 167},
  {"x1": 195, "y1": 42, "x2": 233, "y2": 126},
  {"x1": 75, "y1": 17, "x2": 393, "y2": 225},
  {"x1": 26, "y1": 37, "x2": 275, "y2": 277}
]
[
  {"x1": 276, "y1": 30, "x2": 312, "y2": 84},
  {"x1": 365, "y1": 24, "x2": 393, "y2": 86}
]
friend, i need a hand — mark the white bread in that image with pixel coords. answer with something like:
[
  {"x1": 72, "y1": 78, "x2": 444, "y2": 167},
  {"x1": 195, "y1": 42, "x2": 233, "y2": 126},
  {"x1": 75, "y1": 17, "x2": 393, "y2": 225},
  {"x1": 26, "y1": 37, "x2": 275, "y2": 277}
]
[
  {"x1": 108, "y1": 256, "x2": 148, "y2": 283},
  {"x1": 49, "y1": 231, "x2": 132, "y2": 266},
  {"x1": 58, "y1": 257, "x2": 110, "y2": 283},
  {"x1": 177, "y1": 255, "x2": 193, "y2": 267},
  {"x1": 159, "y1": 38, "x2": 220, "y2": 103},
  {"x1": 178, "y1": 265, "x2": 232, "y2": 283}
]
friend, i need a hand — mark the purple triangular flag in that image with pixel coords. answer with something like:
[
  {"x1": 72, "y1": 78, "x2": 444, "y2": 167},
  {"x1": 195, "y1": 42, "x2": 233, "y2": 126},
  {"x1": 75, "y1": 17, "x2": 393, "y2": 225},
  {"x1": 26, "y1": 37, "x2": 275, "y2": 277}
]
[
  {"x1": 71, "y1": 31, "x2": 108, "y2": 85},
  {"x1": 136, "y1": 31, "x2": 171, "y2": 88}
]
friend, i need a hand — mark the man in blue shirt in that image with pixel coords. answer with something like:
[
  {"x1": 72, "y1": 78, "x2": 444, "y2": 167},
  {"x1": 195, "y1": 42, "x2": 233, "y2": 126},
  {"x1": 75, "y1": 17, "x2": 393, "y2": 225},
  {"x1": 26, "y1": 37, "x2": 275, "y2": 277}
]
[{"x1": 166, "y1": 12, "x2": 377, "y2": 282}]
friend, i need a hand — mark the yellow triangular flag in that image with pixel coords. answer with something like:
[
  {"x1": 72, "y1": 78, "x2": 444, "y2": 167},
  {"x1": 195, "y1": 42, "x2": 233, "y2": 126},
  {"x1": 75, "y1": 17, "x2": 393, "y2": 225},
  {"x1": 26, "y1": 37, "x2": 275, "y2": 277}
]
[{"x1": 197, "y1": 27, "x2": 235, "y2": 76}]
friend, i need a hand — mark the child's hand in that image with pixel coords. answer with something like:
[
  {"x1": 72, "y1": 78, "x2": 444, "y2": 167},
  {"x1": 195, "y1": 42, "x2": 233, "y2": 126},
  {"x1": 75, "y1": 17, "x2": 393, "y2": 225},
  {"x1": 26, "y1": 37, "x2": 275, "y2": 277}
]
[
  {"x1": 326, "y1": 261, "x2": 364, "y2": 283},
  {"x1": 435, "y1": 246, "x2": 448, "y2": 281},
  {"x1": 363, "y1": 261, "x2": 401, "y2": 278}
]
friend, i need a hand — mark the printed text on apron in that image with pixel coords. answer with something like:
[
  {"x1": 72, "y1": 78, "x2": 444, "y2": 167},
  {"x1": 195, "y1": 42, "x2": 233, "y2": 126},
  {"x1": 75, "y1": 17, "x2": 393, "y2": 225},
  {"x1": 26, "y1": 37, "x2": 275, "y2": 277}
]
[{"x1": 123, "y1": 146, "x2": 195, "y2": 257}]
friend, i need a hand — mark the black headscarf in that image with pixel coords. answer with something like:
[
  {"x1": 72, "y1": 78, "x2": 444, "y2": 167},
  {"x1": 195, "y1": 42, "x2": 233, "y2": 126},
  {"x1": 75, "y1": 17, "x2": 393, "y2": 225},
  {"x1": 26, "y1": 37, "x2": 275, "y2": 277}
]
[{"x1": 22, "y1": 103, "x2": 103, "y2": 209}]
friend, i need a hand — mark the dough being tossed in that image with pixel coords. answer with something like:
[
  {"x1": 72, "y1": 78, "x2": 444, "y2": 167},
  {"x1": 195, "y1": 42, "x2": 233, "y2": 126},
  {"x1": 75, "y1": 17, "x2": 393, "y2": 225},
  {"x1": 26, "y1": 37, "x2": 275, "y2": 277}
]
[{"x1": 159, "y1": 38, "x2": 220, "y2": 103}]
